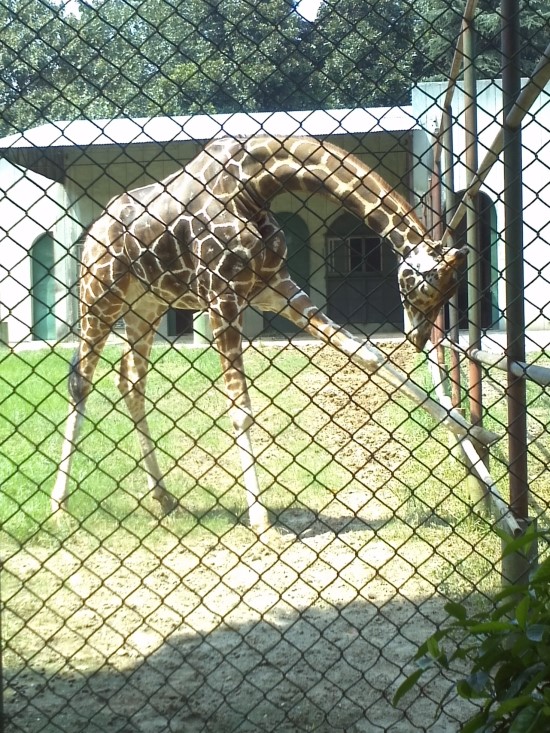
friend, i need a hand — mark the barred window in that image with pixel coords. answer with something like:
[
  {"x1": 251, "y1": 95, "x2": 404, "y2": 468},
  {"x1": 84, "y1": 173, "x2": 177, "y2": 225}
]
[{"x1": 326, "y1": 235, "x2": 382, "y2": 274}]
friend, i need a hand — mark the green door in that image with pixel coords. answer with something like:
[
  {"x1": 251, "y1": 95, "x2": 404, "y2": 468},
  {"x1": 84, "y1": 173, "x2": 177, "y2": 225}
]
[
  {"x1": 263, "y1": 212, "x2": 310, "y2": 335},
  {"x1": 455, "y1": 192, "x2": 498, "y2": 329},
  {"x1": 31, "y1": 233, "x2": 56, "y2": 340}
]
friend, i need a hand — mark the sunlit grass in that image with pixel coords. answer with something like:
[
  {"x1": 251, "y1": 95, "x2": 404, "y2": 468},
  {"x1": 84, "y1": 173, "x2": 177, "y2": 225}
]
[
  {"x1": 2, "y1": 339, "x2": 549, "y2": 587},
  {"x1": 0, "y1": 342, "x2": 346, "y2": 545}
]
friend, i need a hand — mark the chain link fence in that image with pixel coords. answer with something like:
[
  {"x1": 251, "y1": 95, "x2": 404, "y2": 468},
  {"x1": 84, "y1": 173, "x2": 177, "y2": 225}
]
[{"x1": 1, "y1": 1, "x2": 550, "y2": 731}]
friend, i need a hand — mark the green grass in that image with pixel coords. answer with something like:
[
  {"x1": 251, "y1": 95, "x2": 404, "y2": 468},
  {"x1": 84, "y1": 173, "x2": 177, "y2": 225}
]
[
  {"x1": 5, "y1": 341, "x2": 550, "y2": 733},
  {"x1": 0, "y1": 342, "x2": 352, "y2": 545},
  {"x1": 2, "y1": 339, "x2": 549, "y2": 583}
]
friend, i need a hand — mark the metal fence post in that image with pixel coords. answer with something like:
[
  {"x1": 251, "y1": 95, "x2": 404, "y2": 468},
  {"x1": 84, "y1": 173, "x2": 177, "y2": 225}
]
[{"x1": 501, "y1": 0, "x2": 535, "y2": 582}]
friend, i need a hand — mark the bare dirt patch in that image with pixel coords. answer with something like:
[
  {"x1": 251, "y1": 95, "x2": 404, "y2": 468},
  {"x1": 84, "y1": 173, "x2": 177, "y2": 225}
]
[{"x1": 3, "y1": 341, "x2": 477, "y2": 733}]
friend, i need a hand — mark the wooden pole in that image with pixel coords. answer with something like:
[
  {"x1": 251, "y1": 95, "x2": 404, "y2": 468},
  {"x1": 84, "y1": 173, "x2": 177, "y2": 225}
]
[
  {"x1": 463, "y1": 15, "x2": 491, "y2": 511},
  {"x1": 441, "y1": 107, "x2": 463, "y2": 408}
]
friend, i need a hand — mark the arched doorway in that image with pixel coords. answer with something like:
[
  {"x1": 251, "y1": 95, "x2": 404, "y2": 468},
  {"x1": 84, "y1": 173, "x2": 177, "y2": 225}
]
[
  {"x1": 325, "y1": 213, "x2": 403, "y2": 331},
  {"x1": 31, "y1": 233, "x2": 56, "y2": 340},
  {"x1": 263, "y1": 212, "x2": 310, "y2": 335},
  {"x1": 453, "y1": 191, "x2": 498, "y2": 329}
]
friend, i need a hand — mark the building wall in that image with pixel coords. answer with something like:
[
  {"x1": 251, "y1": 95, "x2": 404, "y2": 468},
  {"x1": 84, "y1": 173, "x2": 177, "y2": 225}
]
[
  {"x1": 0, "y1": 160, "x2": 68, "y2": 343},
  {"x1": 1, "y1": 131, "x2": 413, "y2": 344}
]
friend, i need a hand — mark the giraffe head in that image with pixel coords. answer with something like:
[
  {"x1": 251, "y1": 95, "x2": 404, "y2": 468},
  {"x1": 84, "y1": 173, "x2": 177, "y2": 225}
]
[{"x1": 398, "y1": 243, "x2": 467, "y2": 351}]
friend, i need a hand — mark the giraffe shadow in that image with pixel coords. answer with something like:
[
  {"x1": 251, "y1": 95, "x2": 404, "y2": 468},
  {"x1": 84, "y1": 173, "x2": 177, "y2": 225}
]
[
  {"x1": 272, "y1": 507, "x2": 392, "y2": 540},
  {"x1": 272, "y1": 505, "x2": 455, "y2": 541},
  {"x1": 156, "y1": 499, "x2": 454, "y2": 547}
]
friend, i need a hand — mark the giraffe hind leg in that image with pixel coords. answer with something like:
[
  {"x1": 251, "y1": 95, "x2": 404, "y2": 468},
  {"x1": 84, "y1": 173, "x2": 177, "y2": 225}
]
[
  {"x1": 116, "y1": 302, "x2": 177, "y2": 515},
  {"x1": 53, "y1": 267, "x2": 130, "y2": 516},
  {"x1": 51, "y1": 326, "x2": 110, "y2": 515}
]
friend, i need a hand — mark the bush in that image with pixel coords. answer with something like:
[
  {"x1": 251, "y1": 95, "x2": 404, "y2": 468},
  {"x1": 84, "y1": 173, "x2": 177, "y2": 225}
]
[{"x1": 394, "y1": 532, "x2": 550, "y2": 732}]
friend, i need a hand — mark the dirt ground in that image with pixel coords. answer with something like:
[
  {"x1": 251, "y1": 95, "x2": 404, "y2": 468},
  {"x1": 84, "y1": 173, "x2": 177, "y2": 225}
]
[{"x1": 3, "y1": 341, "x2": 478, "y2": 733}]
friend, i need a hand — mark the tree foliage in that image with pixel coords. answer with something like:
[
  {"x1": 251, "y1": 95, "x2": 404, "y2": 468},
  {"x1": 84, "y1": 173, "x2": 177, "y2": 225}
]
[
  {"x1": 302, "y1": 0, "x2": 424, "y2": 107},
  {"x1": 0, "y1": 0, "x2": 547, "y2": 136},
  {"x1": 414, "y1": 0, "x2": 549, "y2": 81}
]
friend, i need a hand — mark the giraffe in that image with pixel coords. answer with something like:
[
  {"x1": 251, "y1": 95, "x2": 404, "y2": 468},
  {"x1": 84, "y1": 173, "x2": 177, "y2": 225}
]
[{"x1": 52, "y1": 135, "x2": 466, "y2": 534}]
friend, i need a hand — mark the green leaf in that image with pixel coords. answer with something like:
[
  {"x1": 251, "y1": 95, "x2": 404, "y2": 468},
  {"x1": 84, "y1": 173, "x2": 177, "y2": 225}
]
[
  {"x1": 416, "y1": 654, "x2": 436, "y2": 671},
  {"x1": 501, "y1": 524, "x2": 540, "y2": 558},
  {"x1": 502, "y1": 664, "x2": 546, "y2": 704},
  {"x1": 460, "y1": 710, "x2": 491, "y2": 733},
  {"x1": 509, "y1": 705, "x2": 542, "y2": 733},
  {"x1": 457, "y1": 679, "x2": 474, "y2": 699},
  {"x1": 468, "y1": 621, "x2": 514, "y2": 634},
  {"x1": 426, "y1": 636, "x2": 441, "y2": 659},
  {"x1": 469, "y1": 670, "x2": 490, "y2": 694},
  {"x1": 495, "y1": 694, "x2": 534, "y2": 717},
  {"x1": 392, "y1": 669, "x2": 424, "y2": 705},
  {"x1": 516, "y1": 595, "x2": 530, "y2": 629},
  {"x1": 413, "y1": 630, "x2": 446, "y2": 660},
  {"x1": 495, "y1": 584, "x2": 530, "y2": 604},
  {"x1": 496, "y1": 595, "x2": 527, "y2": 620},
  {"x1": 494, "y1": 661, "x2": 521, "y2": 697},
  {"x1": 531, "y1": 558, "x2": 550, "y2": 584}
]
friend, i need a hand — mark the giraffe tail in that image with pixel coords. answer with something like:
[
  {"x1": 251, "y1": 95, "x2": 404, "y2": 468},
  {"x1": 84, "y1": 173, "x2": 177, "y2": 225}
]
[{"x1": 68, "y1": 351, "x2": 86, "y2": 406}]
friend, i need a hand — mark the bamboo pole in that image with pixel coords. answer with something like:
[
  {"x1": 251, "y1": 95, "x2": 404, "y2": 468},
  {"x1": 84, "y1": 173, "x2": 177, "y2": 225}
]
[
  {"x1": 469, "y1": 348, "x2": 550, "y2": 387},
  {"x1": 463, "y1": 15, "x2": 491, "y2": 511},
  {"x1": 460, "y1": 439, "x2": 522, "y2": 536},
  {"x1": 432, "y1": 0, "x2": 480, "y2": 168},
  {"x1": 425, "y1": 346, "x2": 520, "y2": 536}
]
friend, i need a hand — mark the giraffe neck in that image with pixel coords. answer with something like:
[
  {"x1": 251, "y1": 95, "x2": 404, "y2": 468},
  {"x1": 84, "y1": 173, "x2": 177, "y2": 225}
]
[{"x1": 215, "y1": 136, "x2": 430, "y2": 258}]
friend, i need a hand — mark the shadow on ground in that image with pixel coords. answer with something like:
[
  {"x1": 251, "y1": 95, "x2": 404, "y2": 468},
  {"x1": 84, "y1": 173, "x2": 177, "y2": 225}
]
[{"x1": 3, "y1": 516, "x2": 478, "y2": 733}]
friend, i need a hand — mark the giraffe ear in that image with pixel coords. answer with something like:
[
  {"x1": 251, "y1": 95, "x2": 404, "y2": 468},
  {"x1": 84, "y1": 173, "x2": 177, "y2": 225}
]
[{"x1": 429, "y1": 241, "x2": 444, "y2": 256}]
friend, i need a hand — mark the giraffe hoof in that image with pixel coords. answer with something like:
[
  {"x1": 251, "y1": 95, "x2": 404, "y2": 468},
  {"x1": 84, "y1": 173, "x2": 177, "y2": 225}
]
[
  {"x1": 158, "y1": 494, "x2": 179, "y2": 516},
  {"x1": 51, "y1": 503, "x2": 74, "y2": 529},
  {"x1": 245, "y1": 526, "x2": 296, "y2": 560},
  {"x1": 258, "y1": 525, "x2": 295, "y2": 548},
  {"x1": 51, "y1": 498, "x2": 69, "y2": 517}
]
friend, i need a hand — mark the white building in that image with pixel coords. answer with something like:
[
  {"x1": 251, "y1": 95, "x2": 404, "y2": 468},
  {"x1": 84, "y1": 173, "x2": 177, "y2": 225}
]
[
  {"x1": 0, "y1": 107, "x2": 418, "y2": 345},
  {"x1": 0, "y1": 83, "x2": 548, "y2": 346}
]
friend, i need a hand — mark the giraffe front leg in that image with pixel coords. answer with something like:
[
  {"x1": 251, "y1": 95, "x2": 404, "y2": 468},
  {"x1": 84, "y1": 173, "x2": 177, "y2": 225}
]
[{"x1": 209, "y1": 307, "x2": 270, "y2": 536}]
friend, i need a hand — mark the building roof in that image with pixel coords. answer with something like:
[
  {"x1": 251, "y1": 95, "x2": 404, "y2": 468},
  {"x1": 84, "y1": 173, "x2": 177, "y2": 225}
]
[
  {"x1": 0, "y1": 107, "x2": 417, "y2": 151},
  {"x1": 0, "y1": 106, "x2": 418, "y2": 181}
]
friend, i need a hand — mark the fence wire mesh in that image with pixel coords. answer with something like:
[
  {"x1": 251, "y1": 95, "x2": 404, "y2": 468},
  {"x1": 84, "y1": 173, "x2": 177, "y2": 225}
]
[{"x1": 1, "y1": 1, "x2": 550, "y2": 731}]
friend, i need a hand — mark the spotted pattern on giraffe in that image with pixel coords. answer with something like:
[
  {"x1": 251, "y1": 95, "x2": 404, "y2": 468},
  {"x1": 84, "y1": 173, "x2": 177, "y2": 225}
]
[{"x1": 52, "y1": 134, "x2": 466, "y2": 531}]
